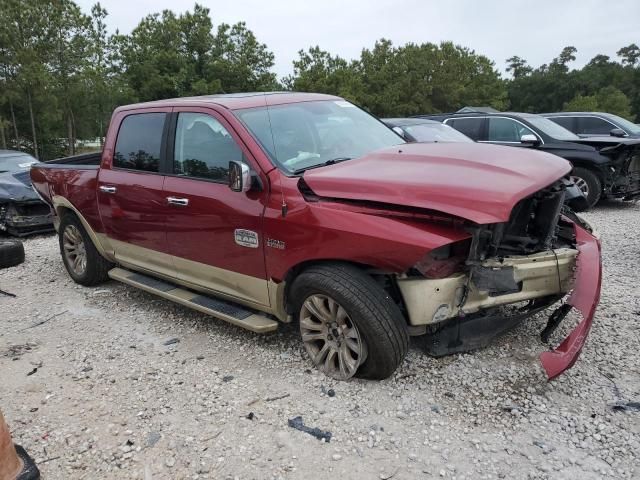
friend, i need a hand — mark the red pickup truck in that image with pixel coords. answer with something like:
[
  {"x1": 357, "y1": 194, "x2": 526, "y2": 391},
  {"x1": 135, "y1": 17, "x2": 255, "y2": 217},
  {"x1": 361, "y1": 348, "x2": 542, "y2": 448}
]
[{"x1": 31, "y1": 92, "x2": 602, "y2": 381}]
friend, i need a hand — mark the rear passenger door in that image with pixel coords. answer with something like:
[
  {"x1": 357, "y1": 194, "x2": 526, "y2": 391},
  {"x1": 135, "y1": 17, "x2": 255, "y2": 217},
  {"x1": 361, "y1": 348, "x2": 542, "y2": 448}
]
[
  {"x1": 163, "y1": 107, "x2": 270, "y2": 307},
  {"x1": 97, "y1": 109, "x2": 174, "y2": 277}
]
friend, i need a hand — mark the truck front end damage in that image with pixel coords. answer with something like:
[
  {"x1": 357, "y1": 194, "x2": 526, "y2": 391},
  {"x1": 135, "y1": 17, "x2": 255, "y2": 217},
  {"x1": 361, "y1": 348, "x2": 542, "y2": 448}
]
[{"x1": 396, "y1": 180, "x2": 602, "y2": 379}]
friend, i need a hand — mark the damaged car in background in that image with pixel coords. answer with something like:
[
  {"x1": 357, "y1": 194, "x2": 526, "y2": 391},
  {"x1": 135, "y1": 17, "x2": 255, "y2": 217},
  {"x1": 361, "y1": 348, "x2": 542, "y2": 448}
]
[
  {"x1": 31, "y1": 93, "x2": 601, "y2": 381},
  {"x1": 0, "y1": 150, "x2": 53, "y2": 236}
]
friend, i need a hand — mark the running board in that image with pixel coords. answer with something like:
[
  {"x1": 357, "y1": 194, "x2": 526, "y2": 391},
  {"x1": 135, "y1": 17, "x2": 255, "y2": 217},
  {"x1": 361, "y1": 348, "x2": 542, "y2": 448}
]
[{"x1": 108, "y1": 267, "x2": 278, "y2": 333}]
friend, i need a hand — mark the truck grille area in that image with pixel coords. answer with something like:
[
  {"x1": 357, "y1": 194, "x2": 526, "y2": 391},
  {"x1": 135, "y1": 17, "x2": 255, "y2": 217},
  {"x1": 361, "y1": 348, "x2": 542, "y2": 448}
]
[{"x1": 469, "y1": 180, "x2": 569, "y2": 261}]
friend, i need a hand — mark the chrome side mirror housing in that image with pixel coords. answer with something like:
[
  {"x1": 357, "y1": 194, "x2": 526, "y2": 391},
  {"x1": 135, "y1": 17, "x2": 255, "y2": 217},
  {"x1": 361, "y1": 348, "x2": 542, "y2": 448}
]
[
  {"x1": 228, "y1": 160, "x2": 251, "y2": 192},
  {"x1": 392, "y1": 126, "x2": 407, "y2": 139},
  {"x1": 520, "y1": 134, "x2": 539, "y2": 145}
]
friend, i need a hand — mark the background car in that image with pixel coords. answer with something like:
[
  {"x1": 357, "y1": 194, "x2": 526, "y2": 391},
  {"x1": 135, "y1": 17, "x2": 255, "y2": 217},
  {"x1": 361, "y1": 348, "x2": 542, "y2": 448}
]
[
  {"x1": 417, "y1": 111, "x2": 640, "y2": 207},
  {"x1": 382, "y1": 118, "x2": 474, "y2": 143},
  {"x1": 0, "y1": 150, "x2": 53, "y2": 236},
  {"x1": 542, "y1": 112, "x2": 640, "y2": 138}
]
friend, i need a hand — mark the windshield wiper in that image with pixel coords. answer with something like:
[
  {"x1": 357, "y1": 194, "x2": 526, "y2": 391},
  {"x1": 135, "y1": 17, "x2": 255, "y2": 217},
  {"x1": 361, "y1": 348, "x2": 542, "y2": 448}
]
[{"x1": 293, "y1": 157, "x2": 353, "y2": 175}]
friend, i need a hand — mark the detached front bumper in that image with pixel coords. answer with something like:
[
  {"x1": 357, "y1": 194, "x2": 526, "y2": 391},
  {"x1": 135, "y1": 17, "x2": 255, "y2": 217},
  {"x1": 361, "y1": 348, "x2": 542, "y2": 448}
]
[
  {"x1": 539, "y1": 225, "x2": 601, "y2": 379},
  {"x1": 398, "y1": 223, "x2": 602, "y2": 380}
]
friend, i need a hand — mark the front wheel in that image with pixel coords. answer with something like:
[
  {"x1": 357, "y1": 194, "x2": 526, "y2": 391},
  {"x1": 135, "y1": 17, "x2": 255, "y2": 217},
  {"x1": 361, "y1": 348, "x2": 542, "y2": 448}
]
[
  {"x1": 290, "y1": 263, "x2": 409, "y2": 380},
  {"x1": 59, "y1": 213, "x2": 112, "y2": 286},
  {"x1": 570, "y1": 167, "x2": 602, "y2": 208}
]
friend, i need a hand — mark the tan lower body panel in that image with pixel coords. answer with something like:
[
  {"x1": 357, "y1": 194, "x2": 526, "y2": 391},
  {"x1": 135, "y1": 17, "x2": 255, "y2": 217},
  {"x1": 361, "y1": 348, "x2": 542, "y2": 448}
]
[
  {"x1": 108, "y1": 267, "x2": 278, "y2": 333},
  {"x1": 398, "y1": 248, "x2": 578, "y2": 326}
]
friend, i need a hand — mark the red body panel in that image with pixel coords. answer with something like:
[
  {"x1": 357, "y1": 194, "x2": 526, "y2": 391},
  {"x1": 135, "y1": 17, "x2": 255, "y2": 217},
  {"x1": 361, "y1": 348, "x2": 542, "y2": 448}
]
[{"x1": 539, "y1": 225, "x2": 602, "y2": 379}]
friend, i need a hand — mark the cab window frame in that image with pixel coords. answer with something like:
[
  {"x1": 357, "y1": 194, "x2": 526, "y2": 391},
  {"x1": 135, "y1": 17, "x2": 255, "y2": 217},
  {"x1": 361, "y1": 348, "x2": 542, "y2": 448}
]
[{"x1": 165, "y1": 111, "x2": 247, "y2": 184}]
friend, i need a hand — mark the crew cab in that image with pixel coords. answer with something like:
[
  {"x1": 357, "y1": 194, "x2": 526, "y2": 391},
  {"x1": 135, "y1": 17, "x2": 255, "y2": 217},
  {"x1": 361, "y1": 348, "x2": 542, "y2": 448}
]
[
  {"x1": 418, "y1": 111, "x2": 640, "y2": 207},
  {"x1": 31, "y1": 93, "x2": 602, "y2": 381}
]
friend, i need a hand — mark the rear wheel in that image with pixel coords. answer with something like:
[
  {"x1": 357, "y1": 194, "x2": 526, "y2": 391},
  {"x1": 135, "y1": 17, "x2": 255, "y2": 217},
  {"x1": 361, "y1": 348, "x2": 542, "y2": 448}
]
[
  {"x1": 290, "y1": 263, "x2": 409, "y2": 380},
  {"x1": 59, "y1": 213, "x2": 112, "y2": 286},
  {"x1": 570, "y1": 167, "x2": 602, "y2": 208}
]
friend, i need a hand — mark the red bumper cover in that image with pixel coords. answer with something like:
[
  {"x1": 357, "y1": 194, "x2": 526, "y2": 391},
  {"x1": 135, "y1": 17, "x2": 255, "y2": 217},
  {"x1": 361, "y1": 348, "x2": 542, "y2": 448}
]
[{"x1": 539, "y1": 225, "x2": 602, "y2": 380}]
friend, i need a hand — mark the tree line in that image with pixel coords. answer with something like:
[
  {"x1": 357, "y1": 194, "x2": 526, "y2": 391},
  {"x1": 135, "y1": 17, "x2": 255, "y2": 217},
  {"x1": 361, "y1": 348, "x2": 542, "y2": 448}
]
[{"x1": 1, "y1": 1, "x2": 639, "y2": 160}]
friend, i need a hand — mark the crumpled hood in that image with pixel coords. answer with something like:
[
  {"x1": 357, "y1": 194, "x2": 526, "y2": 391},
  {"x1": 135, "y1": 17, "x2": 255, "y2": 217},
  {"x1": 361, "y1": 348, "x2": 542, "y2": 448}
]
[
  {"x1": 0, "y1": 170, "x2": 40, "y2": 203},
  {"x1": 302, "y1": 143, "x2": 571, "y2": 224}
]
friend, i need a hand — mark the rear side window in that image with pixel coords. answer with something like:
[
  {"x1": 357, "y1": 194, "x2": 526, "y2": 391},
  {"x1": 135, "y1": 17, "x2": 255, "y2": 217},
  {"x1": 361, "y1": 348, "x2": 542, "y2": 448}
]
[
  {"x1": 447, "y1": 118, "x2": 483, "y2": 140},
  {"x1": 548, "y1": 116, "x2": 575, "y2": 131},
  {"x1": 576, "y1": 117, "x2": 614, "y2": 135},
  {"x1": 113, "y1": 113, "x2": 166, "y2": 172},
  {"x1": 173, "y1": 113, "x2": 243, "y2": 182}
]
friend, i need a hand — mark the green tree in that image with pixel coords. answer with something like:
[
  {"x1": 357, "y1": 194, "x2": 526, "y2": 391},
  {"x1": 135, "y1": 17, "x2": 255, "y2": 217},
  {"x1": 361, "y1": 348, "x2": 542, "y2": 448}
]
[
  {"x1": 506, "y1": 56, "x2": 532, "y2": 78},
  {"x1": 596, "y1": 86, "x2": 633, "y2": 119},
  {"x1": 563, "y1": 93, "x2": 599, "y2": 112},
  {"x1": 617, "y1": 44, "x2": 640, "y2": 67}
]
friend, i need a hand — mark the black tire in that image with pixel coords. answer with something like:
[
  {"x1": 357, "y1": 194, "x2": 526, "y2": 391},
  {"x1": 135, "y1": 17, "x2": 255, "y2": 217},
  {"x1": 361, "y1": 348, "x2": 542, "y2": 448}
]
[
  {"x1": 58, "y1": 213, "x2": 112, "y2": 286},
  {"x1": 571, "y1": 167, "x2": 602, "y2": 208},
  {"x1": 0, "y1": 239, "x2": 25, "y2": 269},
  {"x1": 290, "y1": 263, "x2": 409, "y2": 380}
]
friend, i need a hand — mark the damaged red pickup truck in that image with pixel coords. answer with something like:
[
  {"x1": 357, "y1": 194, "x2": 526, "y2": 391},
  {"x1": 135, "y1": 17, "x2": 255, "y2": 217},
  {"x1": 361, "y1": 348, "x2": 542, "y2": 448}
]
[{"x1": 30, "y1": 93, "x2": 602, "y2": 381}]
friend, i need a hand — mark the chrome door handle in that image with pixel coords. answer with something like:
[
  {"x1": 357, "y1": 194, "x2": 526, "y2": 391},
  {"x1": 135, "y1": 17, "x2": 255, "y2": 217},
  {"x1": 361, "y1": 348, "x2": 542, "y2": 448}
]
[
  {"x1": 167, "y1": 197, "x2": 189, "y2": 206},
  {"x1": 99, "y1": 185, "x2": 117, "y2": 194}
]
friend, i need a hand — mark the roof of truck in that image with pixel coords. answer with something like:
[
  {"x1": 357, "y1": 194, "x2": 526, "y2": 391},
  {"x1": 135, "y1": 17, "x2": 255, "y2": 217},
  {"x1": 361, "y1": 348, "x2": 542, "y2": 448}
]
[{"x1": 115, "y1": 92, "x2": 343, "y2": 112}]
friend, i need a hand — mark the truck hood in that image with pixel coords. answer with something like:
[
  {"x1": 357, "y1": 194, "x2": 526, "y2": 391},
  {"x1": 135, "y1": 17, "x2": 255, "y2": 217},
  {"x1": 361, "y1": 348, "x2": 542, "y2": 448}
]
[{"x1": 302, "y1": 143, "x2": 571, "y2": 224}]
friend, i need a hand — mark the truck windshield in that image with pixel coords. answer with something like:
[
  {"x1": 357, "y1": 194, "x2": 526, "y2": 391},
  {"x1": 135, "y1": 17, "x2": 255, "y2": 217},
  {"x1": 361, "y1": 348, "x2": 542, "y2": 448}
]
[
  {"x1": 235, "y1": 100, "x2": 405, "y2": 174},
  {"x1": 404, "y1": 122, "x2": 473, "y2": 143}
]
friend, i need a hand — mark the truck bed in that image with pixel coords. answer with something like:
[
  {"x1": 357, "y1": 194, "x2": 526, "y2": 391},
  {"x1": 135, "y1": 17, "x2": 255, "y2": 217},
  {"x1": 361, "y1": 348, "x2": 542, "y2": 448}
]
[{"x1": 30, "y1": 152, "x2": 102, "y2": 230}]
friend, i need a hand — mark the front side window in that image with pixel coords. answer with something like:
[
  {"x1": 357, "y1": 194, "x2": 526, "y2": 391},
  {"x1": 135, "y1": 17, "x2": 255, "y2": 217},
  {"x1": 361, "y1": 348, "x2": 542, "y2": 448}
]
[
  {"x1": 576, "y1": 117, "x2": 615, "y2": 135},
  {"x1": 235, "y1": 100, "x2": 404, "y2": 174},
  {"x1": 488, "y1": 118, "x2": 536, "y2": 142},
  {"x1": 173, "y1": 113, "x2": 242, "y2": 182},
  {"x1": 446, "y1": 118, "x2": 483, "y2": 140},
  {"x1": 113, "y1": 113, "x2": 166, "y2": 172}
]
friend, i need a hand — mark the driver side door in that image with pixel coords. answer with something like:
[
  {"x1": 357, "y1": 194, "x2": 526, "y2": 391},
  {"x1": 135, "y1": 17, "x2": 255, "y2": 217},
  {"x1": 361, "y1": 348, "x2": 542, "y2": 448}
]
[{"x1": 163, "y1": 107, "x2": 270, "y2": 308}]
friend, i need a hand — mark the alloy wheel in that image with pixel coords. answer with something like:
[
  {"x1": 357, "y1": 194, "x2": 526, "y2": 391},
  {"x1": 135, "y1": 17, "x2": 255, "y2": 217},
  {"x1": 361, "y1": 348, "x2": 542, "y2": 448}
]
[
  {"x1": 62, "y1": 225, "x2": 87, "y2": 276},
  {"x1": 570, "y1": 175, "x2": 590, "y2": 198},
  {"x1": 299, "y1": 294, "x2": 366, "y2": 380}
]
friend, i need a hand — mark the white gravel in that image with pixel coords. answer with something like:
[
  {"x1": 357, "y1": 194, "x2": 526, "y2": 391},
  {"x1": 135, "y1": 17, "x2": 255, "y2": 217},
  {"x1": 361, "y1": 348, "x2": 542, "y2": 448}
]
[{"x1": 1, "y1": 200, "x2": 639, "y2": 480}]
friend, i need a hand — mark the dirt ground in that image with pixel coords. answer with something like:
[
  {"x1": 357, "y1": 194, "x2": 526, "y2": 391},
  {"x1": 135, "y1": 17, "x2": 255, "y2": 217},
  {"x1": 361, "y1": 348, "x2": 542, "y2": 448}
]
[{"x1": 1, "y1": 200, "x2": 639, "y2": 480}]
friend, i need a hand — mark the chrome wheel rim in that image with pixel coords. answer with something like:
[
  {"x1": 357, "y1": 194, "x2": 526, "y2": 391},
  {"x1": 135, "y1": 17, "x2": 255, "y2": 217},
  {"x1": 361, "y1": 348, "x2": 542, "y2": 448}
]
[
  {"x1": 299, "y1": 294, "x2": 366, "y2": 380},
  {"x1": 63, "y1": 225, "x2": 87, "y2": 276},
  {"x1": 571, "y1": 175, "x2": 590, "y2": 198}
]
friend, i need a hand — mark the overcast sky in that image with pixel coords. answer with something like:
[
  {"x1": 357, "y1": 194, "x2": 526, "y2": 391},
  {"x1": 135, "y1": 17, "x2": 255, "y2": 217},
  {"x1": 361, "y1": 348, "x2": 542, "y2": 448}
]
[{"x1": 75, "y1": 0, "x2": 640, "y2": 78}]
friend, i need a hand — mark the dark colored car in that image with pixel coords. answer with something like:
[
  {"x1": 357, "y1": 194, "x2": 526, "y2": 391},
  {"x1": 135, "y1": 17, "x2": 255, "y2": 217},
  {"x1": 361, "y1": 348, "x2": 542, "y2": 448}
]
[
  {"x1": 418, "y1": 112, "x2": 640, "y2": 207},
  {"x1": 30, "y1": 92, "x2": 601, "y2": 381},
  {"x1": 384, "y1": 118, "x2": 589, "y2": 211},
  {"x1": 383, "y1": 118, "x2": 474, "y2": 143},
  {"x1": 542, "y1": 112, "x2": 640, "y2": 139},
  {"x1": 0, "y1": 150, "x2": 53, "y2": 236}
]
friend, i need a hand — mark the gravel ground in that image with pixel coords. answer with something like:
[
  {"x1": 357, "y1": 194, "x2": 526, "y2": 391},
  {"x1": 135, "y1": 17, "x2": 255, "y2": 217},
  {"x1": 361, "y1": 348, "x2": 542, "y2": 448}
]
[{"x1": 1, "y1": 200, "x2": 639, "y2": 480}]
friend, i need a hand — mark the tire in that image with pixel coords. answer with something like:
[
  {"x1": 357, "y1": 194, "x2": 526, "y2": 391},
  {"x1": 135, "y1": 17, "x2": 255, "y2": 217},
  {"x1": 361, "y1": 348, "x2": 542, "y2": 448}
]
[
  {"x1": 290, "y1": 263, "x2": 409, "y2": 380},
  {"x1": 570, "y1": 167, "x2": 602, "y2": 208},
  {"x1": 0, "y1": 239, "x2": 25, "y2": 269},
  {"x1": 58, "y1": 213, "x2": 112, "y2": 286}
]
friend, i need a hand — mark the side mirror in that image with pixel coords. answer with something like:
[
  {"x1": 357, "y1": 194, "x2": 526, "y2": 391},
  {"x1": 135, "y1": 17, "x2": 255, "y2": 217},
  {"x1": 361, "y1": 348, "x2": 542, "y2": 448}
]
[
  {"x1": 609, "y1": 128, "x2": 627, "y2": 138},
  {"x1": 520, "y1": 134, "x2": 539, "y2": 145},
  {"x1": 392, "y1": 126, "x2": 407, "y2": 139},
  {"x1": 228, "y1": 160, "x2": 251, "y2": 193}
]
